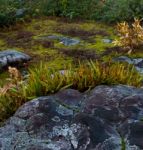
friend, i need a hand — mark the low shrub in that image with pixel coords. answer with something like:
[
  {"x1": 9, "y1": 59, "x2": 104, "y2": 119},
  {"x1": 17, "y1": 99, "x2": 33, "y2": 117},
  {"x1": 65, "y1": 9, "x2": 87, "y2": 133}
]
[
  {"x1": 0, "y1": 0, "x2": 16, "y2": 27},
  {"x1": 0, "y1": 0, "x2": 40, "y2": 27},
  {"x1": 0, "y1": 61, "x2": 142, "y2": 122},
  {"x1": 113, "y1": 18, "x2": 143, "y2": 52},
  {"x1": 93, "y1": 0, "x2": 143, "y2": 23},
  {"x1": 40, "y1": 0, "x2": 143, "y2": 22},
  {"x1": 0, "y1": 0, "x2": 143, "y2": 26}
]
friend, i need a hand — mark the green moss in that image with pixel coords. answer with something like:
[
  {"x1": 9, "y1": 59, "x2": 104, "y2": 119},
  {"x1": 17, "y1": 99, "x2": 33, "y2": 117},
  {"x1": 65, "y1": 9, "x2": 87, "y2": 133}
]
[
  {"x1": 0, "y1": 39, "x2": 5, "y2": 46},
  {"x1": 25, "y1": 18, "x2": 59, "y2": 37},
  {"x1": 0, "y1": 17, "x2": 118, "y2": 86},
  {"x1": 0, "y1": 38, "x2": 8, "y2": 50},
  {"x1": 0, "y1": 71, "x2": 9, "y2": 86},
  {"x1": 83, "y1": 36, "x2": 114, "y2": 53},
  {"x1": 80, "y1": 21, "x2": 107, "y2": 31}
]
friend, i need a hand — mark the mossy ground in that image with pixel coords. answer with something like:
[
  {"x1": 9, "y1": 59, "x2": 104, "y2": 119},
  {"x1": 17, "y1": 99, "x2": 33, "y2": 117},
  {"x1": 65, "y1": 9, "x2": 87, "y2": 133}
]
[
  {"x1": 0, "y1": 17, "x2": 141, "y2": 82},
  {"x1": 0, "y1": 17, "x2": 115, "y2": 58}
]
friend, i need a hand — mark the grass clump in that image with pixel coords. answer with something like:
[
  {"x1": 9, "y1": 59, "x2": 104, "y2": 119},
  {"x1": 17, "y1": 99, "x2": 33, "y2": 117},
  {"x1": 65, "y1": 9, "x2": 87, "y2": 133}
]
[{"x1": 0, "y1": 61, "x2": 142, "y2": 122}]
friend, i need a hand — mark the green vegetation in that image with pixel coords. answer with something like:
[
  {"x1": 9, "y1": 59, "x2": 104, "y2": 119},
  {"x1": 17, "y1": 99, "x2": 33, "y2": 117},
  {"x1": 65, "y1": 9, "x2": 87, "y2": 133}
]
[
  {"x1": 35, "y1": 0, "x2": 143, "y2": 23},
  {"x1": 121, "y1": 137, "x2": 126, "y2": 150},
  {"x1": 0, "y1": 0, "x2": 143, "y2": 27},
  {"x1": 0, "y1": 17, "x2": 116, "y2": 65},
  {"x1": 0, "y1": 61, "x2": 142, "y2": 122}
]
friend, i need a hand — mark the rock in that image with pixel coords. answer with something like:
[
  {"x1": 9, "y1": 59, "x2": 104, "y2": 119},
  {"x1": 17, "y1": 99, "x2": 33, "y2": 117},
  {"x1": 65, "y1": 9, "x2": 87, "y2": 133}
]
[
  {"x1": 82, "y1": 85, "x2": 138, "y2": 113},
  {"x1": 113, "y1": 56, "x2": 143, "y2": 73},
  {"x1": 102, "y1": 38, "x2": 112, "y2": 43},
  {"x1": 60, "y1": 37, "x2": 80, "y2": 46},
  {"x1": 38, "y1": 35, "x2": 80, "y2": 46},
  {"x1": 113, "y1": 56, "x2": 133, "y2": 64},
  {"x1": 73, "y1": 113, "x2": 121, "y2": 149},
  {"x1": 0, "y1": 50, "x2": 31, "y2": 69},
  {"x1": 95, "y1": 137, "x2": 122, "y2": 150},
  {"x1": 133, "y1": 58, "x2": 143, "y2": 66},
  {"x1": 16, "y1": 8, "x2": 27, "y2": 18},
  {"x1": 1, "y1": 86, "x2": 143, "y2": 149},
  {"x1": 128, "y1": 121, "x2": 143, "y2": 148},
  {"x1": 55, "y1": 88, "x2": 84, "y2": 110}
]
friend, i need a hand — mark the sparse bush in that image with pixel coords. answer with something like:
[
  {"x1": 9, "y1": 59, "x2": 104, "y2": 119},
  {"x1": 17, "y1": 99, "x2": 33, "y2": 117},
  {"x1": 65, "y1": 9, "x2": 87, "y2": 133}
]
[{"x1": 0, "y1": 61, "x2": 142, "y2": 122}]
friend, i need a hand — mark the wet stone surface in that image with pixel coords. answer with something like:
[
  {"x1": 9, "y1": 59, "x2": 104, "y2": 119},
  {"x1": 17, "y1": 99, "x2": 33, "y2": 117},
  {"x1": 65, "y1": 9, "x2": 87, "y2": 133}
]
[{"x1": 0, "y1": 85, "x2": 143, "y2": 149}]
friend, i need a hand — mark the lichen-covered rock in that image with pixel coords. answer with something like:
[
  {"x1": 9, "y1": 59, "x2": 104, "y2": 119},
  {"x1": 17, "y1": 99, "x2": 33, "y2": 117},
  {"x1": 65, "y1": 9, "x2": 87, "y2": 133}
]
[
  {"x1": 0, "y1": 85, "x2": 143, "y2": 149},
  {"x1": 0, "y1": 50, "x2": 31, "y2": 69}
]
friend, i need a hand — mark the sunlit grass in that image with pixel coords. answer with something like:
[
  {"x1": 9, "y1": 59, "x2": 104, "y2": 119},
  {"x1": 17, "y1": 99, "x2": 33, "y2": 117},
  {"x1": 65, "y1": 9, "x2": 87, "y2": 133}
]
[{"x1": 0, "y1": 61, "x2": 142, "y2": 122}]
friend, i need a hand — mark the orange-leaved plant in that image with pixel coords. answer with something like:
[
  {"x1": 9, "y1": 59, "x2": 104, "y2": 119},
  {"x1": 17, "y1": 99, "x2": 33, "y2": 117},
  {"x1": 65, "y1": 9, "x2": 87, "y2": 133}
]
[{"x1": 113, "y1": 18, "x2": 143, "y2": 53}]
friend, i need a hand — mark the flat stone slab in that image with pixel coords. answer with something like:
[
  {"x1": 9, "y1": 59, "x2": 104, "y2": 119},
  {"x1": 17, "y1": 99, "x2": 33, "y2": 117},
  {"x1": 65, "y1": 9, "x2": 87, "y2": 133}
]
[
  {"x1": 0, "y1": 50, "x2": 31, "y2": 69},
  {"x1": 38, "y1": 35, "x2": 80, "y2": 46}
]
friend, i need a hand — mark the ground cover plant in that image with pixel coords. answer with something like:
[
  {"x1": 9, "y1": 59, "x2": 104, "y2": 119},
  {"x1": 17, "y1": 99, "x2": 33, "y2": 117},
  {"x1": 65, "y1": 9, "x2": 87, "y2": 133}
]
[{"x1": 0, "y1": 16, "x2": 116, "y2": 67}]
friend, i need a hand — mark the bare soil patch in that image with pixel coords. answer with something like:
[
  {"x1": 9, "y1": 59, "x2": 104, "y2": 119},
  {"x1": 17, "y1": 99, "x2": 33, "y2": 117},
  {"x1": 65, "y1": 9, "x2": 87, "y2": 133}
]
[{"x1": 56, "y1": 26, "x2": 109, "y2": 40}]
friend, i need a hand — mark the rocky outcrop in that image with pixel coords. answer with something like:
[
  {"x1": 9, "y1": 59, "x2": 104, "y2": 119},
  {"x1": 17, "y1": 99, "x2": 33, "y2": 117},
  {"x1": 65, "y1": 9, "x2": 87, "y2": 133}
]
[
  {"x1": 0, "y1": 85, "x2": 143, "y2": 149},
  {"x1": 0, "y1": 50, "x2": 31, "y2": 69}
]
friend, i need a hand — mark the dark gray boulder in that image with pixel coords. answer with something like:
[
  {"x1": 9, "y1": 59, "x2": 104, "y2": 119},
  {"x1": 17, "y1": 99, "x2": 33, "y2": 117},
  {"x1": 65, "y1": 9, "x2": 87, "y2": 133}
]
[
  {"x1": 0, "y1": 85, "x2": 143, "y2": 149},
  {"x1": 0, "y1": 50, "x2": 31, "y2": 69}
]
